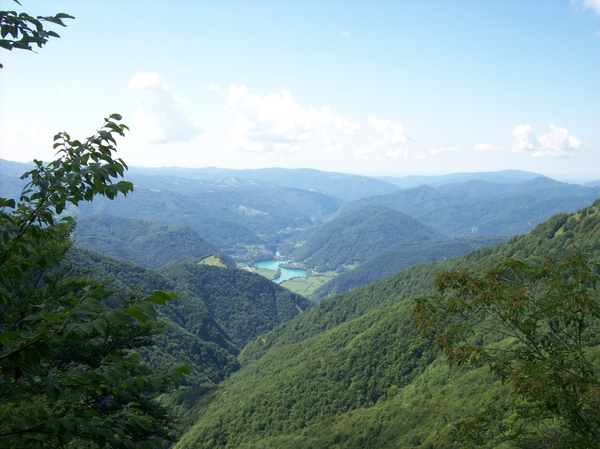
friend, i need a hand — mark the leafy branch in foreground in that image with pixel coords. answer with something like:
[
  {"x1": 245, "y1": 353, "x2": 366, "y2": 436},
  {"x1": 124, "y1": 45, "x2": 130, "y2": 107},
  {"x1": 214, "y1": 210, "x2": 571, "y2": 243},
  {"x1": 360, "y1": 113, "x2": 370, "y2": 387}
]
[
  {"x1": 0, "y1": 1, "x2": 74, "y2": 68},
  {"x1": 0, "y1": 116, "x2": 188, "y2": 448},
  {"x1": 412, "y1": 250, "x2": 600, "y2": 448}
]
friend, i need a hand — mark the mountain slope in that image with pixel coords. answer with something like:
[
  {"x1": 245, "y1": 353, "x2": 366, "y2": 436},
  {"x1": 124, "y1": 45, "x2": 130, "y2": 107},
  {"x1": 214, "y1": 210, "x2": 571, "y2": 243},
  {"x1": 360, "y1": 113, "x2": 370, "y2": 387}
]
[
  {"x1": 284, "y1": 205, "x2": 446, "y2": 271},
  {"x1": 66, "y1": 247, "x2": 239, "y2": 387},
  {"x1": 157, "y1": 260, "x2": 312, "y2": 348},
  {"x1": 73, "y1": 214, "x2": 232, "y2": 269},
  {"x1": 311, "y1": 236, "x2": 504, "y2": 301},
  {"x1": 73, "y1": 177, "x2": 345, "y2": 261},
  {"x1": 175, "y1": 199, "x2": 600, "y2": 448},
  {"x1": 343, "y1": 179, "x2": 600, "y2": 237},
  {"x1": 65, "y1": 247, "x2": 312, "y2": 386}
]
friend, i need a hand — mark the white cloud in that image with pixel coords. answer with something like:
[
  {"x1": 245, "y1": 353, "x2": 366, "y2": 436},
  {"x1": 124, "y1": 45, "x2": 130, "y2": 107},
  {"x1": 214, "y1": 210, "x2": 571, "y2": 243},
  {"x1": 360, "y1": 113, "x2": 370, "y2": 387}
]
[
  {"x1": 429, "y1": 147, "x2": 461, "y2": 155},
  {"x1": 227, "y1": 84, "x2": 359, "y2": 154},
  {"x1": 341, "y1": 31, "x2": 351, "y2": 38},
  {"x1": 414, "y1": 154, "x2": 427, "y2": 159},
  {"x1": 512, "y1": 123, "x2": 581, "y2": 157},
  {"x1": 368, "y1": 117, "x2": 412, "y2": 144},
  {"x1": 128, "y1": 72, "x2": 202, "y2": 144},
  {"x1": 0, "y1": 119, "x2": 54, "y2": 161},
  {"x1": 207, "y1": 83, "x2": 223, "y2": 93},
  {"x1": 356, "y1": 117, "x2": 413, "y2": 159},
  {"x1": 473, "y1": 143, "x2": 502, "y2": 152},
  {"x1": 572, "y1": 0, "x2": 600, "y2": 15},
  {"x1": 512, "y1": 124, "x2": 538, "y2": 152}
]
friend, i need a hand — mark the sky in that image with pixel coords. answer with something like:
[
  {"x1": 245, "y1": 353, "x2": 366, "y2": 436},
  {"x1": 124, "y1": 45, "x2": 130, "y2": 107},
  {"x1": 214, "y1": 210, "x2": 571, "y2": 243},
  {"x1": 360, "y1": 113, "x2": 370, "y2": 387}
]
[{"x1": 0, "y1": 0, "x2": 599, "y2": 181}]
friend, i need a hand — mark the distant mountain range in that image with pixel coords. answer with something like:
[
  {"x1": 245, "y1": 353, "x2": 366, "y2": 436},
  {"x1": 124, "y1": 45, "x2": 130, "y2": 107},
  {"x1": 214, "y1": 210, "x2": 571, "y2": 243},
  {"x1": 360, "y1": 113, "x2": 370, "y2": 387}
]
[
  {"x1": 2, "y1": 159, "x2": 598, "y2": 267},
  {"x1": 342, "y1": 177, "x2": 600, "y2": 238},
  {"x1": 127, "y1": 166, "x2": 400, "y2": 201},
  {"x1": 375, "y1": 169, "x2": 544, "y2": 189}
]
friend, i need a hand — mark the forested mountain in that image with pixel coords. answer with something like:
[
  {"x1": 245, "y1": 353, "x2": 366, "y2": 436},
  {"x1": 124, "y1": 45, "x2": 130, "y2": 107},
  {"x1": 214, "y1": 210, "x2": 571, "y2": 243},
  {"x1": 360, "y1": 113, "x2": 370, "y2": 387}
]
[
  {"x1": 343, "y1": 178, "x2": 600, "y2": 237},
  {"x1": 157, "y1": 260, "x2": 311, "y2": 348},
  {"x1": 65, "y1": 247, "x2": 311, "y2": 387},
  {"x1": 73, "y1": 214, "x2": 233, "y2": 269},
  {"x1": 435, "y1": 176, "x2": 599, "y2": 200},
  {"x1": 73, "y1": 178, "x2": 344, "y2": 262},
  {"x1": 311, "y1": 236, "x2": 504, "y2": 301},
  {"x1": 128, "y1": 166, "x2": 400, "y2": 201},
  {"x1": 377, "y1": 169, "x2": 542, "y2": 189},
  {"x1": 174, "y1": 199, "x2": 600, "y2": 448},
  {"x1": 281, "y1": 205, "x2": 446, "y2": 272}
]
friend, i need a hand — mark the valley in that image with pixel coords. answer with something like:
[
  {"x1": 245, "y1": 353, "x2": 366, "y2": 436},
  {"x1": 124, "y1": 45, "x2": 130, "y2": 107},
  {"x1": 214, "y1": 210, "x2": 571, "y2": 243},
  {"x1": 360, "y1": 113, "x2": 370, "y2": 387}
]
[{"x1": 2, "y1": 158, "x2": 599, "y2": 448}]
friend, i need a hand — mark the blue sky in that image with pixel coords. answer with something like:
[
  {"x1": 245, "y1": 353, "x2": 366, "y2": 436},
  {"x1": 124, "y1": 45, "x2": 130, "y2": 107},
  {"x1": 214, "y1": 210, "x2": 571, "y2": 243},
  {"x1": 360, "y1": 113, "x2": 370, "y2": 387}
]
[{"x1": 0, "y1": 0, "x2": 599, "y2": 180}]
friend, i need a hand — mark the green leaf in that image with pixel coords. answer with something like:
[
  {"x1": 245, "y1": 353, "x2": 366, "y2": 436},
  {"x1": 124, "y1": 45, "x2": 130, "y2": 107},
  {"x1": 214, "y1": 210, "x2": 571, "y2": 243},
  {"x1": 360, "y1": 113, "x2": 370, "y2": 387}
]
[
  {"x1": 136, "y1": 302, "x2": 157, "y2": 321},
  {"x1": 124, "y1": 306, "x2": 147, "y2": 323},
  {"x1": 145, "y1": 290, "x2": 178, "y2": 305},
  {"x1": 46, "y1": 383, "x2": 60, "y2": 401},
  {"x1": 105, "y1": 309, "x2": 127, "y2": 327},
  {"x1": 92, "y1": 318, "x2": 108, "y2": 336},
  {"x1": 77, "y1": 322, "x2": 93, "y2": 334}
]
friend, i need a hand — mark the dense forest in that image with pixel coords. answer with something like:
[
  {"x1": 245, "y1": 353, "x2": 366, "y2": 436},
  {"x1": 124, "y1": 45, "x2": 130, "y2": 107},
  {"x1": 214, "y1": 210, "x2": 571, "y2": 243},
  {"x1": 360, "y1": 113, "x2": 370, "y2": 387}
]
[
  {"x1": 2, "y1": 151, "x2": 599, "y2": 448},
  {"x1": 174, "y1": 199, "x2": 600, "y2": 449}
]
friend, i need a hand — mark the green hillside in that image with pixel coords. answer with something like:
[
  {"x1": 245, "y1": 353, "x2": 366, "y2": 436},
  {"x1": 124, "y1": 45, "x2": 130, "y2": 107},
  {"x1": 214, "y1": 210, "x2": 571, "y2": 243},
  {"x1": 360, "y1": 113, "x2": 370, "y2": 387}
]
[
  {"x1": 344, "y1": 179, "x2": 600, "y2": 238},
  {"x1": 311, "y1": 236, "x2": 504, "y2": 301},
  {"x1": 284, "y1": 205, "x2": 446, "y2": 272},
  {"x1": 66, "y1": 247, "x2": 239, "y2": 387},
  {"x1": 157, "y1": 260, "x2": 312, "y2": 348},
  {"x1": 65, "y1": 248, "x2": 312, "y2": 387},
  {"x1": 174, "y1": 199, "x2": 600, "y2": 448},
  {"x1": 74, "y1": 176, "x2": 346, "y2": 262},
  {"x1": 73, "y1": 214, "x2": 233, "y2": 269}
]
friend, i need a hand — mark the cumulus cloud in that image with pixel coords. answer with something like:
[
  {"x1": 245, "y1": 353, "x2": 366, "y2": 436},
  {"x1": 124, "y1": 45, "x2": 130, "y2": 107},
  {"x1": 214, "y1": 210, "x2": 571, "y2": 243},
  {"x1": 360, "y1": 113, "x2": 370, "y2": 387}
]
[
  {"x1": 227, "y1": 84, "x2": 359, "y2": 154},
  {"x1": 572, "y1": 0, "x2": 600, "y2": 15},
  {"x1": 129, "y1": 72, "x2": 202, "y2": 144},
  {"x1": 356, "y1": 117, "x2": 413, "y2": 159},
  {"x1": 368, "y1": 117, "x2": 412, "y2": 144},
  {"x1": 473, "y1": 143, "x2": 502, "y2": 153},
  {"x1": 512, "y1": 123, "x2": 581, "y2": 157},
  {"x1": 430, "y1": 147, "x2": 461, "y2": 155}
]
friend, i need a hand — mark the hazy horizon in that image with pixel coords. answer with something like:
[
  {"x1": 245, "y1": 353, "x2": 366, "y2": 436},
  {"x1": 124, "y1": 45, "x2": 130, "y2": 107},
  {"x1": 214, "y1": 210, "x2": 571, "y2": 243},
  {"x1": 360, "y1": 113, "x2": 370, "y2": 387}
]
[{"x1": 1, "y1": 0, "x2": 598, "y2": 181}]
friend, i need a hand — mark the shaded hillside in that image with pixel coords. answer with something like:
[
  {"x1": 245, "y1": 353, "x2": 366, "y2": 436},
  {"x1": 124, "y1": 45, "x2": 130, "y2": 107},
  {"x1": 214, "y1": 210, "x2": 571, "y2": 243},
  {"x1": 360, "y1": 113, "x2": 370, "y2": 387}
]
[
  {"x1": 128, "y1": 166, "x2": 400, "y2": 201},
  {"x1": 311, "y1": 236, "x2": 504, "y2": 301},
  {"x1": 343, "y1": 178, "x2": 600, "y2": 237},
  {"x1": 73, "y1": 214, "x2": 233, "y2": 269},
  {"x1": 74, "y1": 184, "x2": 277, "y2": 260},
  {"x1": 65, "y1": 248, "x2": 311, "y2": 387},
  {"x1": 175, "y1": 199, "x2": 600, "y2": 448},
  {"x1": 66, "y1": 247, "x2": 239, "y2": 388},
  {"x1": 158, "y1": 260, "x2": 312, "y2": 348},
  {"x1": 283, "y1": 205, "x2": 446, "y2": 272}
]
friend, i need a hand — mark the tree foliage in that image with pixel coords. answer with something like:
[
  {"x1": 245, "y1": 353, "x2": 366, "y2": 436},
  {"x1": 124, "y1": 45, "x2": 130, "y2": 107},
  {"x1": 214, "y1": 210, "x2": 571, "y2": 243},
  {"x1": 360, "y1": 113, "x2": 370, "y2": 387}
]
[
  {"x1": 412, "y1": 250, "x2": 600, "y2": 447},
  {"x1": 0, "y1": 116, "x2": 187, "y2": 448},
  {"x1": 0, "y1": 0, "x2": 73, "y2": 68}
]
